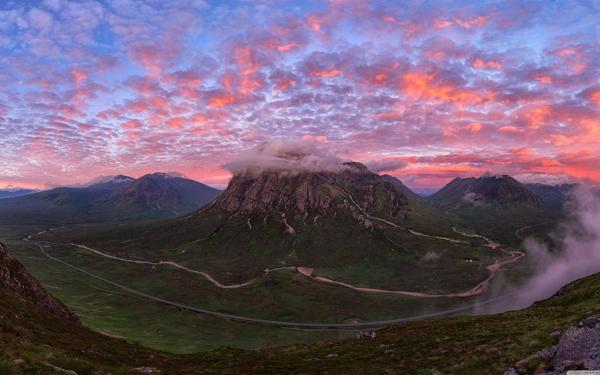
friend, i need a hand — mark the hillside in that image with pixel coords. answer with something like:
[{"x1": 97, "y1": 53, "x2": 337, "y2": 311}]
[
  {"x1": 427, "y1": 174, "x2": 561, "y2": 245},
  {"x1": 525, "y1": 183, "x2": 578, "y2": 207},
  {"x1": 382, "y1": 174, "x2": 423, "y2": 203},
  {"x1": 0, "y1": 242, "x2": 76, "y2": 321},
  {"x1": 429, "y1": 174, "x2": 544, "y2": 210},
  {"x1": 2, "y1": 240, "x2": 600, "y2": 374},
  {"x1": 0, "y1": 173, "x2": 220, "y2": 225}
]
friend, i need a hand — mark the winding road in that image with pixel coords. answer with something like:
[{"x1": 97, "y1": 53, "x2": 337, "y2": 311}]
[
  {"x1": 31, "y1": 241, "x2": 516, "y2": 329},
  {"x1": 23, "y1": 216, "x2": 525, "y2": 328},
  {"x1": 69, "y1": 230, "x2": 523, "y2": 298}
]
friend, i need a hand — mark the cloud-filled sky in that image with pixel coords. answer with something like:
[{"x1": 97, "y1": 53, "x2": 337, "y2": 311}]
[{"x1": 0, "y1": 0, "x2": 599, "y2": 190}]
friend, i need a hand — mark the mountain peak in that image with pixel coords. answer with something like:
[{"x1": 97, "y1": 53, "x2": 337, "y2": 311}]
[
  {"x1": 214, "y1": 163, "x2": 410, "y2": 223},
  {"x1": 431, "y1": 174, "x2": 543, "y2": 208},
  {"x1": 88, "y1": 175, "x2": 135, "y2": 186},
  {"x1": 480, "y1": 172, "x2": 510, "y2": 179},
  {"x1": 342, "y1": 161, "x2": 371, "y2": 173},
  {"x1": 143, "y1": 172, "x2": 186, "y2": 180}
]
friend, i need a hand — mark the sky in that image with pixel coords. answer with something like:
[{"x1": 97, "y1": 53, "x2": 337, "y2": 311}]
[{"x1": 0, "y1": 0, "x2": 599, "y2": 190}]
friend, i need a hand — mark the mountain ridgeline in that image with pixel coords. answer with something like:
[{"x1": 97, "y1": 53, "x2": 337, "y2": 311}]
[
  {"x1": 0, "y1": 188, "x2": 37, "y2": 199},
  {"x1": 0, "y1": 173, "x2": 221, "y2": 224},
  {"x1": 429, "y1": 174, "x2": 544, "y2": 209}
]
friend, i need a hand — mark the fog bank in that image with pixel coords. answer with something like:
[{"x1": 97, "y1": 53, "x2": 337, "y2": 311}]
[
  {"x1": 224, "y1": 139, "x2": 344, "y2": 174},
  {"x1": 498, "y1": 186, "x2": 600, "y2": 311}
]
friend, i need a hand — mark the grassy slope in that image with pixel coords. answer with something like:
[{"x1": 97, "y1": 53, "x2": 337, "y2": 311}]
[
  {"x1": 2, "y1": 269, "x2": 600, "y2": 374},
  {"x1": 8, "y1": 239, "x2": 473, "y2": 352}
]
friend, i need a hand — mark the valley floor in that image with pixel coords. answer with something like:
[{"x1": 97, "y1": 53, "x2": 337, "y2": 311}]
[{"x1": 3, "y1": 269, "x2": 600, "y2": 374}]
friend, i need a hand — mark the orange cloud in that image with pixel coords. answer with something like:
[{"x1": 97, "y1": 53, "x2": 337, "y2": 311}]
[
  {"x1": 472, "y1": 58, "x2": 501, "y2": 69},
  {"x1": 166, "y1": 117, "x2": 186, "y2": 128},
  {"x1": 499, "y1": 126, "x2": 523, "y2": 134},
  {"x1": 454, "y1": 15, "x2": 491, "y2": 29},
  {"x1": 311, "y1": 69, "x2": 342, "y2": 78},
  {"x1": 590, "y1": 91, "x2": 600, "y2": 107},
  {"x1": 208, "y1": 94, "x2": 236, "y2": 108},
  {"x1": 307, "y1": 14, "x2": 323, "y2": 32},
  {"x1": 374, "y1": 73, "x2": 387, "y2": 84},
  {"x1": 122, "y1": 120, "x2": 142, "y2": 129},
  {"x1": 535, "y1": 75, "x2": 553, "y2": 84},
  {"x1": 468, "y1": 122, "x2": 483, "y2": 133},
  {"x1": 70, "y1": 68, "x2": 87, "y2": 84},
  {"x1": 555, "y1": 47, "x2": 587, "y2": 74},
  {"x1": 402, "y1": 72, "x2": 487, "y2": 105},
  {"x1": 435, "y1": 19, "x2": 453, "y2": 29},
  {"x1": 234, "y1": 46, "x2": 262, "y2": 94}
]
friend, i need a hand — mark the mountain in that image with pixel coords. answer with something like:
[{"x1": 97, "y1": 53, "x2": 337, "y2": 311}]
[
  {"x1": 429, "y1": 174, "x2": 544, "y2": 210},
  {"x1": 526, "y1": 183, "x2": 578, "y2": 207},
  {"x1": 0, "y1": 173, "x2": 220, "y2": 224},
  {"x1": 0, "y1": 188, "x2": 37, "y2": 199},
  {"x1": 104, "y1": 173, "x2": 221, "y2": 215},
  {"x1": 214, "y1": 162, "x2": 409, "y2": 219},
  {"x1": 427, "y1": 174, "x2": 561, "y2": 245},
  {"x1": 381, "y1": 174, "x2": 423, "y2": 202}
]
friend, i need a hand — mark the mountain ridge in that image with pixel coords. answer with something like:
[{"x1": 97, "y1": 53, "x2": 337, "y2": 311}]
[{"x1": 0, "y1": 173, "x2": 221, "y2": 224}]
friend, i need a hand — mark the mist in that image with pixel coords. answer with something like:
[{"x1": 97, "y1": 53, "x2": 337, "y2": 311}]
[
  {"x1": 224, "y1": 139, "x2": 344, "y2": 174},
  {"x1": 492, "y1": 186, "x2": 600, "y2": 311}
]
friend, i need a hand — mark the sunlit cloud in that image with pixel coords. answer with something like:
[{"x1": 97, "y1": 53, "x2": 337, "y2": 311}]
[{"x1": 0, "y1": 0, "x2": 598, "y2": 190}]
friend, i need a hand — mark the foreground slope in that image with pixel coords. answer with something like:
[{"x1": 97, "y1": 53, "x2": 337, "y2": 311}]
[
  {"x1": 0, "y1": 173, "x2": 220, "y2": 224},
  {"x1": 2, "y1": 241, "x2": 600, "y2": 374}
]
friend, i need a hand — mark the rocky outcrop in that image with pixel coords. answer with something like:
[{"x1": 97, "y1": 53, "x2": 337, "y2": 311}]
[
  {"x1": 506, "y1": 315, "x2": 600, "y2": 374},
  {"x1": 0, "y1": 242, "x2": 78, "y2": 322},
  {"x1": 545, "y1": 315, "x2": 600, "y2": 373},
  {"x1": 213, "y1": 162, "x2": 410, "y2": 222}
]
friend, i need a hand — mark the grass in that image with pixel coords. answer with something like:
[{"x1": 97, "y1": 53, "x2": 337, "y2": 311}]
[
  {"x1": 2, "y1": 267, "x2": 600, "y2": 374},
  {"x1": 0, "y1": 217, "x2": 526, "y2": 354}
]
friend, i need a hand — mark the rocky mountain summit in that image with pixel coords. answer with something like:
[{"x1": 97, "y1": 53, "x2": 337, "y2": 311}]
[
  {"x1": 0, "y1": 242, "x2": 77, "y2": 321},
  {"x1": 212, "y1": 161, "x2": 410, "y2": 225}
]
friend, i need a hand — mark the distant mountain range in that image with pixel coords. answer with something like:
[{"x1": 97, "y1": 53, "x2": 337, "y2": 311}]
[
  {"x1": 0, "y1": 188, "x2": 38, "y2": 199},
  {"x1": 525, "y1": 183, "x2": 579, "y2": 207},
  {"x1": 0, "y1": 173, "x2": 221, "y2": 224},
  {"x1": 429, "y1": 174, "x2": 545, "y2": 210}
]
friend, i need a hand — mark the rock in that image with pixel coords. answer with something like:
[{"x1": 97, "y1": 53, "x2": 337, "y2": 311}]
[
  {"x1": 214, "y1": 163, "x2": 409, "y2": 221},
  {"x1": 549, "y1": 315, "x2": 600, "y2": 371},
  {"x1": 0, "y1": 243, "x2": 78, "y2": 322}
]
